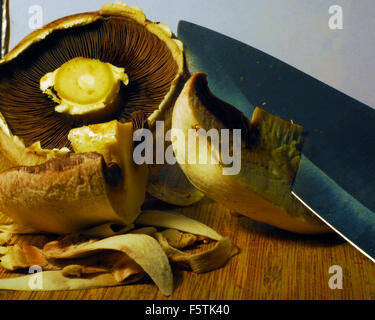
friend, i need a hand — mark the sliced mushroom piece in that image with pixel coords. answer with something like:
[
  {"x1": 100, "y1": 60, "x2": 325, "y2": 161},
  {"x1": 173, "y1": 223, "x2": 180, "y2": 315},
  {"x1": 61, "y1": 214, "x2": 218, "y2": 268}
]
[
  {"x1": 68, "y1": 120, "x2": 149, "y2": 230},
  {"x1": 0, "y1": 119, "x2": 151, "y2": 234},
  {"x1": 171, "y1": 72, "x2": 330, "y2": 234},
  {"x1": 42, "y1": 233, "x2": 174, "y2": 295},
  {"x1": 0, "y1": 152, "x2": 131, "y2": 234}
]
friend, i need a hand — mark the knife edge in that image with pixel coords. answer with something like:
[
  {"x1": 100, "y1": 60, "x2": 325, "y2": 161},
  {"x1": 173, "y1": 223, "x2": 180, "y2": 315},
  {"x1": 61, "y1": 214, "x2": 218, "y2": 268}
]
[{"x1": 293, "y1": 154, "x2": 375, "y2": 262}]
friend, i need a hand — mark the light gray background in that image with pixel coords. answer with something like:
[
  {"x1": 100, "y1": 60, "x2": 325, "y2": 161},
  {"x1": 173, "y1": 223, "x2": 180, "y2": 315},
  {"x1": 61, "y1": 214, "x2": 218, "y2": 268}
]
[{"x1": 8, "y1": 0, "x2": 375, "y2": 109}]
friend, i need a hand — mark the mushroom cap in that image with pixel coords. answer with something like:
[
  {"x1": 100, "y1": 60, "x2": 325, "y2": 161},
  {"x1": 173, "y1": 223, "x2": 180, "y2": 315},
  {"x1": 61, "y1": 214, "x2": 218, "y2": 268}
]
[{"x1": 0, "y1": 2, "x2": 184, "y2": 151}]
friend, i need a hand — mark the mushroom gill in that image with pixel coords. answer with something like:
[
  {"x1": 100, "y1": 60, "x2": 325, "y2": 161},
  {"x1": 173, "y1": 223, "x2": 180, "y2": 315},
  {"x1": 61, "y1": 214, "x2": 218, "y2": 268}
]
[{"x1": 0, "y1": 5, "x2": 183, "y2": 151}]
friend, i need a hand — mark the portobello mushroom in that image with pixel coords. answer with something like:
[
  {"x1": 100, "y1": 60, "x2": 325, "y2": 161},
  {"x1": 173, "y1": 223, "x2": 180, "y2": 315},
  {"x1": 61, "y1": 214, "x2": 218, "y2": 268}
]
[
  {"x1": 0, "y1": 2, "x2": 183, "y2": 155},
  {"x1": 0, "y1": 2, "x2": 184, "y2": 233}
]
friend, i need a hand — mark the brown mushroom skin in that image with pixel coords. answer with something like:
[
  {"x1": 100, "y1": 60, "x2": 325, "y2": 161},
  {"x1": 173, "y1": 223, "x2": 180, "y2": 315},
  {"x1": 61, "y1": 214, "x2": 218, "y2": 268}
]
[
  {"x1": 171, "y1": 73, "x2": 329, "y2": 234},
  {"x1": 0, "y1": 153, "x2": 126, "y2": 234}
]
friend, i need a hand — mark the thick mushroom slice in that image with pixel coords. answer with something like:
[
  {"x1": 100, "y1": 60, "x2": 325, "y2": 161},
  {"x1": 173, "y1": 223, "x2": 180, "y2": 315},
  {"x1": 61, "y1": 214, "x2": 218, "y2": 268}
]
[
  {"x1": 0, "y1": 2, "x2": 183, "y2": 159},
  {"x1": 0, "y1": 120, "x2": 149, "y2": 234},
  {"x1": 68, "y1": 120, "x2": 149, "y2": 230},
  {"x1": 171, "y1": 73, "x2": 329, "y2": 234},
  {"x1": 0, "y1": 152, "x2": 125, "y2": 234}
]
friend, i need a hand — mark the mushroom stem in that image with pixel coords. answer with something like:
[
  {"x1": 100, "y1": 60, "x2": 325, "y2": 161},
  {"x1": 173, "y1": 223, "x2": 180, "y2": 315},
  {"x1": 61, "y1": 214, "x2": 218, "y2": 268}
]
[{"x1": 40, "y1": 57, "x2": 129, "y2": 121}]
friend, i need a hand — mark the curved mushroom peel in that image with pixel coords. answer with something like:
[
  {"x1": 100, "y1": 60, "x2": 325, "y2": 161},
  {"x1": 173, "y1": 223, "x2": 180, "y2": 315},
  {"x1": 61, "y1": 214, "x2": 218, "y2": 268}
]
[
  {"x1": 154, "y1": 232, "x2": 233, "y2": 274},
  {"x1": 42, "y1": 234, "x2": 174, "y2": 295},
  {"x1": 0, "y1": 212, "x2": 233, "y2": 293},
  {"x1": 171, "y1": 73, "x2": 329, "y2": 234},
  {"x1": 0, "y1": 271, "x2": 122, "y2": 292},
  {"x1": 136, "y1": 210, "x2": 223, "y2": 241}
]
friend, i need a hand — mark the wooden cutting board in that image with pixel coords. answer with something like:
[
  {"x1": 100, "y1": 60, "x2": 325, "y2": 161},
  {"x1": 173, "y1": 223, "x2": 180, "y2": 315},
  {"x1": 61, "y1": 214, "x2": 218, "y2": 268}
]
[{"x1": 0, "y1": 197, "x2": 374, "y2": 300}]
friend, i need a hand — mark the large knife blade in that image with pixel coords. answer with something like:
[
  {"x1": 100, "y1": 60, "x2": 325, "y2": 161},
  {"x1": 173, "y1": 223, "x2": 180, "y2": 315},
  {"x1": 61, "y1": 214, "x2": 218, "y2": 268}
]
[{"x1": 177, "y1": 20, "x2": 375, "y2": 262}]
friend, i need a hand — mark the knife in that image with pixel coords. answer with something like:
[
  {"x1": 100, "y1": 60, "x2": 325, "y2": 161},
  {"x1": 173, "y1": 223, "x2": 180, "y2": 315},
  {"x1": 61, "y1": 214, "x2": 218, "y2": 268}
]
[{"x1": 177, "y1": 21, "x2": 375, "y2": 262}]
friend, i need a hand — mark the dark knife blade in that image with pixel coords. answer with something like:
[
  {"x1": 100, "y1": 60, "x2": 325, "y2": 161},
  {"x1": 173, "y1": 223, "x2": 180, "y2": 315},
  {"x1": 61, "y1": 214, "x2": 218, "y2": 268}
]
[{"x1": 177, "y1": 20, "x2": 375, "y2": 261}]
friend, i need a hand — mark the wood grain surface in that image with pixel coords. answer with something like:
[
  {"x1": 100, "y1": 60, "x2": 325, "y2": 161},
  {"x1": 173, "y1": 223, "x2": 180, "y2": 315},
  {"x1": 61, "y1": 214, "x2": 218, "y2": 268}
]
[{"x1": 0, "y1": 197, "x2": 374, "y2": 300}]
